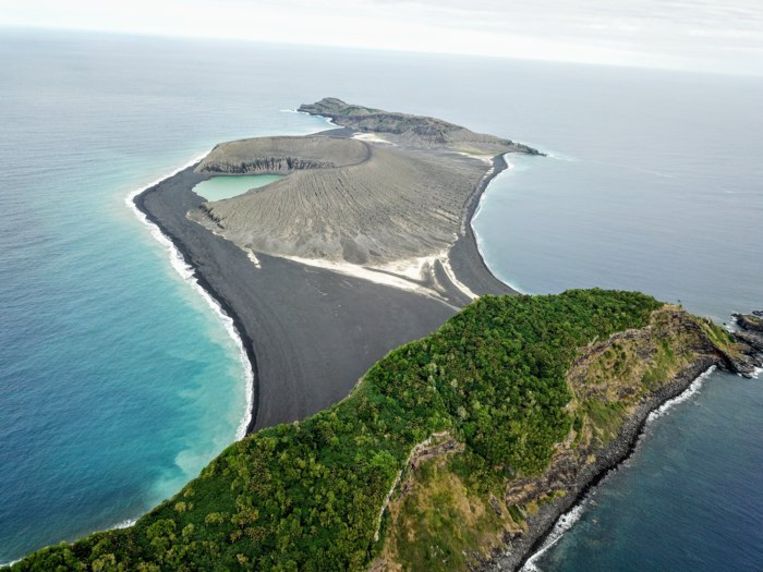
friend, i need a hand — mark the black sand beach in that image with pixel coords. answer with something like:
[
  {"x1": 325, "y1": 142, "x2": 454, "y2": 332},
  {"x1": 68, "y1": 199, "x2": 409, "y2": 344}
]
[{"x1": 134, "y1": 145, "x2": 516, "y2": 433}]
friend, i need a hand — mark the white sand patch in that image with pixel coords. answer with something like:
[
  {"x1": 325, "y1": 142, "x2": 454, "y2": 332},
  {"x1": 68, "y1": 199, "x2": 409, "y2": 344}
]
[
  {"x1": 437, "y1": 253, "x2": 480, "y2": 301},
  {"x1": 247, "y1": 249, "x2": 262, "y2": 269},
  {"x1": 280, "y1": 255, "x2": 435, "y2": 297},
  {"x1": 353, "y1": 132, "x2": 393, "y2": 144},
  {"x1": 457, "y1": 151, "x2": 494, "y2": 165},
  {"x1": 373, "y1": 253, "x2": 440, "y2": 282},
  {"x1": 374, "y1": 250, "x2": 478, "y2": 301},
  {"x1": 279, "y1": 247, "x2": 479, "y2": 303}
]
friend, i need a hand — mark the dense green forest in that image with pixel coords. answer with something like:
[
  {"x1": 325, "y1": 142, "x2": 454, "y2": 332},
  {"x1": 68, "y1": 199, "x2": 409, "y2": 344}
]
[{"x1": 11, "y1": 290, "x2": 663, "y2": 571}]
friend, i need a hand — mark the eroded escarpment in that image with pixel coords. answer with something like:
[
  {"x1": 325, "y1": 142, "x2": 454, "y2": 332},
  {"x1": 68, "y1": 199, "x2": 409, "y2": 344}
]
[
  {"x1": 372, "y1": 306, "x2": 759, "y2": 572},
  {"x1": 196, "y1": 135, "x2": 370, "y2": 174}
]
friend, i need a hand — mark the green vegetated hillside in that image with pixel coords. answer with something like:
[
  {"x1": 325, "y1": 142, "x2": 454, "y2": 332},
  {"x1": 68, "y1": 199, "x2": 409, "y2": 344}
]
[{"x1": 10, "y1": 290, "x2": 735, "y2": 571}]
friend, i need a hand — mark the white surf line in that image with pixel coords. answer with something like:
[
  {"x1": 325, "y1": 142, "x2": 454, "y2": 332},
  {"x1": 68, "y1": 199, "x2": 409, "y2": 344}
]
[
  {"x1": 646, "y1": 365, "x2": 716, "y2": 422},
  {"x1": 463, "y1": 157, "x2": 498, "y2": 235},
  {"x1": 284, "y1": 108, "x2": 341, "y2": 129},
  {"x1": 521, "y1": 365, "x2": 717, "y2": 571},
  {"x1": 125, "y1": 153, "x2": 254, "y2": 442},
  {"x1": 247, "y1": 249, "x2": 262, "y2": 269},
  {"x1": 469, "y1": 154, "x2": 529, "y2": 295}
]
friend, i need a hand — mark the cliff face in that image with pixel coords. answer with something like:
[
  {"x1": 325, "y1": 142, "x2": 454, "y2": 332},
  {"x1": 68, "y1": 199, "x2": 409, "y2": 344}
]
[
  {"x1": 372, "y1": 307, "x2": 756, "y2": 571},
  {"x1": 195, "y1": 135, "x2": 369, "y2": 174}
]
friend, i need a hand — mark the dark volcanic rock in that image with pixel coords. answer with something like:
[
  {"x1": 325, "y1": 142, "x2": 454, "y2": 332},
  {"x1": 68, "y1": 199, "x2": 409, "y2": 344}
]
[{"x1": 733, "y1": 312, "x2": 763, "y2": 333}]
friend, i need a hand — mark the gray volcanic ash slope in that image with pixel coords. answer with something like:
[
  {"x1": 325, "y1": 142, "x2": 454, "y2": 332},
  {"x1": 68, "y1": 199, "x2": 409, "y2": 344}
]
[{"x1": 190, "y1": 99, "x2": 540, "y2": 269}]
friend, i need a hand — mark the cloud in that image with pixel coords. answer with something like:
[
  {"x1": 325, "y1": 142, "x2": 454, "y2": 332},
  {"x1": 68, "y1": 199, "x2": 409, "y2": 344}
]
[{"x1": 1, "y1": 0, "x2": 762, "y2": 75}]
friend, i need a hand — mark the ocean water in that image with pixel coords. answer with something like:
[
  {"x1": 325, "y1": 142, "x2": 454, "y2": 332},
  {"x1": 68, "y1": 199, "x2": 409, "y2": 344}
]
[
  {"x1": 193, "y1": 175, "x2": 283, "y2": 201},
  {"x1": 0, "y1": 29, "x2": 761, "y2": 567}
]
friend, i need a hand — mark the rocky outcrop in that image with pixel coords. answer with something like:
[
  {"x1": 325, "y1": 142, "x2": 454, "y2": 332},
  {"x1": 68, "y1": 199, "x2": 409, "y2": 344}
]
[
  {"x1": 730, "y1": 312, "x2": 763, "y2": 374},
  {"x1": 195, "y1": 135, "x2": 369, "y2": 175},
  {"x1": 489, "y1": 309, "x2": 762, "y2": 571},
  {"x1": 200, "y1": 157, "x2": 339, "y2": 174},
  {"x1": 371, "y1": 307, "x2": 762, "y2": 572},
  {"x1": 733, "y1": 312, "x2": 763, "y2": 334},
  {"x1": 298, "y1": 97, "x2": 543, "y2": 155}
]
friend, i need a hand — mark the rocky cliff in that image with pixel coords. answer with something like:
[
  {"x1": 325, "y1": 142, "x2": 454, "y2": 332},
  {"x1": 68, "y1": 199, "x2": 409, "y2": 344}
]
[{"x1": 372, "y1": 307, "x2": 760, "y2": 571}]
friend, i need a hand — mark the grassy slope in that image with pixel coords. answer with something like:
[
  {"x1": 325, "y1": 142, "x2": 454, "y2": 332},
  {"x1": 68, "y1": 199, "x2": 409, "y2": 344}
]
[
  {"x1": 13, "y1": 289, "x2": 729, "y2": 572},
  {"x1": 377, "y1": 305, "x2": 736, "y2": 571}
]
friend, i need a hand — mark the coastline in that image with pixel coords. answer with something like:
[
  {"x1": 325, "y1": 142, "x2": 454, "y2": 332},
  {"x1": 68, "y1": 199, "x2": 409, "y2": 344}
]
[
  {"x1": 131, "y1": 162, "x2": 458, "y2": 433},
  {"x1": 488, "y1": 356, "x2": 723, "y2": 571},
  {"x1": 126, "y1": 157, "x2": 255, "y2": 438},
  {"x1": 448, "y1": 153, "x2": 520, "y2": 297},
  {"x1": 520, "y1": 365, "x2": 718, "y2": 571},
  {"x1": 129, "y1": 163, "x2": 260, "y2": 435},
  {"x1": 469, "y1": 154, "x2": 529, "y2": 295}
]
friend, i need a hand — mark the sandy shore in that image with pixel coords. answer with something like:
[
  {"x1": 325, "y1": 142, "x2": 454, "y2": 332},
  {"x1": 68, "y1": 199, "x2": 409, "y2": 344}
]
[
  {"x1": 133, "y1": 140, "x2": 516, "y2": 432},
  {"x1": 449, "y1": 153, "x2": 516, "y2": 297}
]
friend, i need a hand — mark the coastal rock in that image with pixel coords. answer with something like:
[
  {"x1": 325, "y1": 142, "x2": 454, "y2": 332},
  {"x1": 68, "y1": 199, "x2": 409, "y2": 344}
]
[
  {"x1": 733, "y1": 312, "x2": 763, "y2": 333},
  {"x1": 371, "y1": 306, "x2": 750, "y2": 571},
  {"x1": 298, "y1": 97, "x2": 544, "y2": 155},
  {"x1": 728, "y1": 313, "x2": 763, "y2": 375}
]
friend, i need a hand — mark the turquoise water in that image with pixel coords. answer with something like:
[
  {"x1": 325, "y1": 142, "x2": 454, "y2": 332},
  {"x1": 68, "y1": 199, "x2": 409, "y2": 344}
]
[
  {"x1": 0, "y1": 31, "x2": 331, "y2": 563},
  {"x1": 194, "y1": 175, "x2": 283, "y2": 201},
  {"x1": 1, "y1": 29, "x2": 761, "y2": 567}
]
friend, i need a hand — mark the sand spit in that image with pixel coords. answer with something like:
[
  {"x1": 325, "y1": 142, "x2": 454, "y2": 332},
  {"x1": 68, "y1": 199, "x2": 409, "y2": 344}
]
[
  {"x1": 135, "y1": 99, "x2": 540, "y2": 431},
  {"x1": 135, "y1": 165, "x2": 456, "y2": 431}
]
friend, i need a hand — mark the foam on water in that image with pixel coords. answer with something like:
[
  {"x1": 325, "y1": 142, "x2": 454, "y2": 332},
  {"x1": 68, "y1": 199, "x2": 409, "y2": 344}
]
[
  {"x1": 521, "y1": 504, "x2": 586, "y2": 571},
  {"x1": 471, "y1": 156, "x2": 528, "y2": 295},
  {"x1": 125, "y1": 155, "x2": 254, "y2": 440},
  {"x1": 521, "y1": 365, "x2": 717, "y2": 571},
  {"x1": 646, "y1": 365, "x2": 716, "y2": 422}
]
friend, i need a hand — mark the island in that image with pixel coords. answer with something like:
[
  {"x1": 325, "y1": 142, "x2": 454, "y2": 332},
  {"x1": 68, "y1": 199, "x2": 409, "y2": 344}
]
[
  {"x1": 8, "y1": 100, "x2": 762, "y2": 571},
  {"x1": 133, "y1": 98, "x2": 540, "y2": 432}
]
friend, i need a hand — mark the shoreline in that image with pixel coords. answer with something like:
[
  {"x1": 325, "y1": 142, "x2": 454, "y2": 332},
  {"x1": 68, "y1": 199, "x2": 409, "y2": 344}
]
[
  {"x1": 519, "y1": 364, "x2": 718, "y2": 571},
  {"x1": 448, "y1": 152, "x2": 521, "y2": 297},
  {"x1": 132, "y1": 162, "x2": 458, "y2": 433},
  {"x1": 487, "y1": 356, "x2": 722, "y2": 571},
  {"x1": 131, "y1": 129, "x2": 525, "y2": 435},
  {"x1": 470, "y1": 154, "x2": 529, "y2": 295},
  {"x1": 129, "y1": 162, "x2": 260, "y2": 435}
]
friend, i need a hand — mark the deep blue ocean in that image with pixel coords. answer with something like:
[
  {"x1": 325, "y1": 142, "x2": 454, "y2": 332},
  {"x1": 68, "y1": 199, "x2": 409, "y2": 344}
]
[{"x1": 1, "y1": 29, "x2": 761, "y2": 568}]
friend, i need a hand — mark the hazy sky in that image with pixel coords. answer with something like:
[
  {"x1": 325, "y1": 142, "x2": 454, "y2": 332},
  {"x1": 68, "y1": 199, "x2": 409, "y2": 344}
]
[{"x1": 2, "y1": 0, "x2": 763, "y2": 75}]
